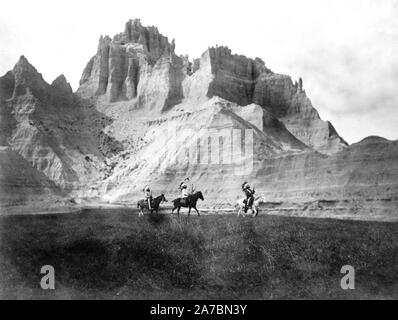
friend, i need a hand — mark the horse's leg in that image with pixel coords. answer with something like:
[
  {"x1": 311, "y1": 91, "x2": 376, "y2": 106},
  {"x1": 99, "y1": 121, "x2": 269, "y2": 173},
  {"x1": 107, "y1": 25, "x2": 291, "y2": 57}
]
[
  {"x1": 193, "y1": 206, "x2": 200, "y2": 216},
  {"x1": 188, "y1": 206, "x2": 191, "y2": 216},
  {"x1": 177, "y1": 206, "x2": 180, "y2": 216},
  {"x1": 252, "y1": 205, "x2": 257, "y2": 217},
  {"x1": 253, "y1": 201, "x2": 259, "y2": 217}
]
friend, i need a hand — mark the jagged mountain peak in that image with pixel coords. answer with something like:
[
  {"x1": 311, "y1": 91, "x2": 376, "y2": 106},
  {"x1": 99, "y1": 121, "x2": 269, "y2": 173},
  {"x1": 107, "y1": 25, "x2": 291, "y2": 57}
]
[
  {"x1": 120, "y1": 18, "x2": 174, "y2": 52},
  {"x1": 51, "y1": 74, "x2": 73, "y2": 95},
  {"x1": 100, "y1": 18, "x2": 176, "y2": 60},
  {"x1": 15, "y1": 55, "x2": 31, "y2": 67},
  {"x1": 10, "y1": 55, "x2": 49, "y2": 98},
  {"x1": 204, "y1": 45, "x2": 273, "y2": 75},
  {"x1": 78, "y1": 19, "x2": 178, "y2": 103},
  {"x1": 13, "y1": 55, "x2": 41, "y2": 77},
  {"x1": 52, "y1": 74, "x2": 67, "y2": 83}
]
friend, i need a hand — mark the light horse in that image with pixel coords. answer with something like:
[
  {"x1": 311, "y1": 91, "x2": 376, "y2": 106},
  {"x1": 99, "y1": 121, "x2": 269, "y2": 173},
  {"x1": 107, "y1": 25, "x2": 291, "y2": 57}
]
[
  {"x1": 137, "y1": 194, "x2": 167, "y2": 217},
  {"x1": 171, "y1": 191, "x2": 204, "y2": 216},
  {"x1": 236, "y1": 195, "x2": 265, "y2": 217}
]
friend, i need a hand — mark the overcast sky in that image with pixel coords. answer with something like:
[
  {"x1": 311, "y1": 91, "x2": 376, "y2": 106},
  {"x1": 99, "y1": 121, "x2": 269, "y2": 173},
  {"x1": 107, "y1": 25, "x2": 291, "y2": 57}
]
[{"x1": 1, "y1": 0, "x2": 397, "y2": 143}]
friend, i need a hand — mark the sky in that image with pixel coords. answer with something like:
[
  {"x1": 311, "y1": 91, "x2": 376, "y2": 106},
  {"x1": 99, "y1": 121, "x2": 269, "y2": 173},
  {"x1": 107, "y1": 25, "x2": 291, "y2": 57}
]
[{"x1": 0, "y1": 0, "x2": 397, "y2": 143}]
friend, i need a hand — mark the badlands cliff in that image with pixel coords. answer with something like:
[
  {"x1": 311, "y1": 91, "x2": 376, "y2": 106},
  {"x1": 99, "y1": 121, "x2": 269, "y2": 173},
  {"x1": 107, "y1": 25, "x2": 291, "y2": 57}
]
[{"x1": 0, "y1": 19, "x2": 397, "y2": 220}]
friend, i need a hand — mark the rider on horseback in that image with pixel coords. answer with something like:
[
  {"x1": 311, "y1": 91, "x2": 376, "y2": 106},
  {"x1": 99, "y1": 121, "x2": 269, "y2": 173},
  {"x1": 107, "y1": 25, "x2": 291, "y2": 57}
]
[
  {"x1": 179, "y1": 178, "x2": 194, "y2": 205},
  {"x1": 143, "y1": 185, "x2": 153, "y2": 210},
  {"x1": 242, "y1": 181, "x2": 255, "y2": 213}
]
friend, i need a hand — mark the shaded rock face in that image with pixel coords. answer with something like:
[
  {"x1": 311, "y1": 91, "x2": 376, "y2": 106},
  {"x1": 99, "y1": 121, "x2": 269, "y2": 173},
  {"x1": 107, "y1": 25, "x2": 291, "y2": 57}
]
[
  {"x1": 253, "y1": 74, "x2": 347, "y2": 154},
  {"x1": 0, "y1": 72, "x2": 16, "y2": 145},
  {"x1": 206, "y1": 47, "x2": 271, "y2": 106},
  {"x1": 0, "y1": 146, "x2": 60, "y2": 210},
  {"x1": 0, "y1": 56, "x2": 122, "y2": 206},
  {"x1": 51, "y1": 75, "x2": 73, "y2": 96}
]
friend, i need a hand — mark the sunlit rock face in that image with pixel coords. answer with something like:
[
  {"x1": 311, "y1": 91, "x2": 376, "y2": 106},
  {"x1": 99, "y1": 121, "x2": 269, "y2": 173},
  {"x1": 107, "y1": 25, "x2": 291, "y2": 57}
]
[
  {"x1": 99, "y1": 97, "x2": 310, "y2": 204},
  {"x1": 1, "y1": 19, "x2": 397, "y2": 220}
]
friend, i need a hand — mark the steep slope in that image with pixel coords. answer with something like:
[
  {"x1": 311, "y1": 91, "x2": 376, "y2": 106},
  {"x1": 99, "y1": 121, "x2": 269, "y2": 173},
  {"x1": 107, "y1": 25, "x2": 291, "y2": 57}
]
[
  {"x1": 252, "y1": 136, "x2": 398, "y2": 220},
  {"x1": 0, "y1": 56, "x2": 123, "y2": 209},
  {"x1": 98, "y1": 97, "x2": 310, "y2": 203},
  {"x1": 0, "y1": 146, "x2": 59, "y2": 210}
]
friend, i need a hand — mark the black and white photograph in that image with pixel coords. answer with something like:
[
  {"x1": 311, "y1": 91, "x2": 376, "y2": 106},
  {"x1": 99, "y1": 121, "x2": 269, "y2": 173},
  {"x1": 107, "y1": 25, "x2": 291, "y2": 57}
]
[{"x1": 0, "y1": 0, "x2": 397, "y2": 306}]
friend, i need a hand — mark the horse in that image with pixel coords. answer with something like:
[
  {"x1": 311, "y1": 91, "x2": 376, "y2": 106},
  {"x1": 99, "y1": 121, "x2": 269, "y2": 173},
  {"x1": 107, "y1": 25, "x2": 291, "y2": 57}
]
[
  {"x1": 171, "y1": 191, "x2": 204, "y2": 216},
  {"x1": 137, "y1": 194, "x2": 167, "y2": 217},
  {"x1": 236, "y1": 195, "x2": 265, "y2": 217}
]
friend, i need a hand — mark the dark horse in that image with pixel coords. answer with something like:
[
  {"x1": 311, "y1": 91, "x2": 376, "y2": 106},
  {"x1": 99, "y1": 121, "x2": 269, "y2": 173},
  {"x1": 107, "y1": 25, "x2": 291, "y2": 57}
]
[
  {"x1": 171, "y1": 191, "x2": 204, "y2": 216},
  {"x1": 137, "y1": 194, "x2": 167, "y2": 216}
]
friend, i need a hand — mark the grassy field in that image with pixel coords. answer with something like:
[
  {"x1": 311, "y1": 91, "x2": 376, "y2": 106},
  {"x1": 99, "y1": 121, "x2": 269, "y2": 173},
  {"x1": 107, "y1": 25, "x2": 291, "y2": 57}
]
[{"x1": 0, "y1": 209, "x2": 397, "y2": 299}]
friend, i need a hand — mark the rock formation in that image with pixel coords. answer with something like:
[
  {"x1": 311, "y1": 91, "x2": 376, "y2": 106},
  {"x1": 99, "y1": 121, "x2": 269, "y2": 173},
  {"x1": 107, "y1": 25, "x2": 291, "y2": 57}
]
[
  {"x1": 78, "y1": 19, "x2": 184, "y2": 112},
  {"x1": 78, "y1": 23, "x2": 346, "y2": 154},
  {"x1": 0, "y1": 19, "x2": 397, "y2": 220},
  {"x1": 0, "y1": 56, "x2": 122, "y2": 209},
  {"x1": 181, "y1": 46, "x2": 347, "y2": 154}
]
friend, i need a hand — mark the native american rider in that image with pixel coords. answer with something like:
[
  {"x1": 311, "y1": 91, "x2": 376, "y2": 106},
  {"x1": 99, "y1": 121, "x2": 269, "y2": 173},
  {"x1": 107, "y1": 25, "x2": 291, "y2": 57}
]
[
  {"x1": 242, "y1": 181, "x2": 255, "y2": 213},
  {"x1": 179, "y1": 178, "x2": 195, "y2": 205}
]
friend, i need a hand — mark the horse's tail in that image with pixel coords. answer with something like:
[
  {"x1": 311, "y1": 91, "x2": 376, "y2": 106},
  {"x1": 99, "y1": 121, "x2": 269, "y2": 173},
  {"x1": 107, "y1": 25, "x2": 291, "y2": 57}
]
[{"x1": 137, "y1": 202, "x2": 140, "y2": 208}]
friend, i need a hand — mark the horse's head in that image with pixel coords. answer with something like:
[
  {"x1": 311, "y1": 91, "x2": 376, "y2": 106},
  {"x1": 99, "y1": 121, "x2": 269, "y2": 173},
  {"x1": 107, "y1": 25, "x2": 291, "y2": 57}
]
[
  {"x1": 236, "y1": 198, "x2": 245, "y2": 208},
  {"x1": 197, "y1": 191, "x2": 204, "y2": 201},
  {"x1": 161, "y1": 193, "x2": 167, "y2": 202}
]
